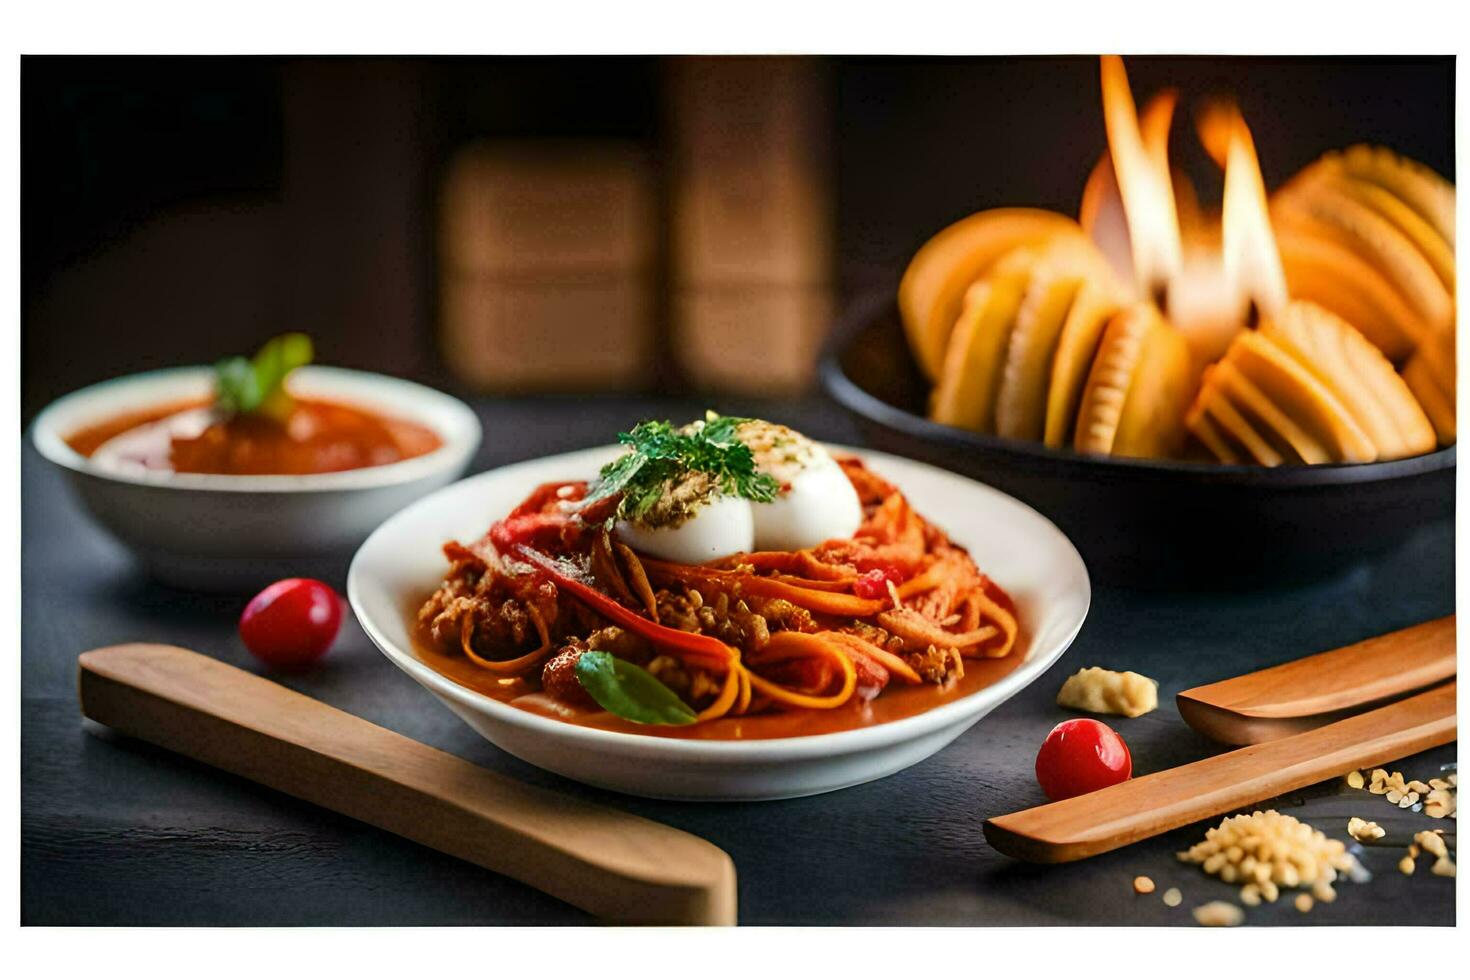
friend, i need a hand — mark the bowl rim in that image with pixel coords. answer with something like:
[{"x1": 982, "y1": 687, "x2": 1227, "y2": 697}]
[
  {"x1": 820, "y1": 291, "x2": 1456, "y2": 488},
  {"x1": 347, "y1": 443, "x2": 1091, "y2": 761},
  {"x1": 30, "y1": 364, "x2": 483, "y2": 494}
]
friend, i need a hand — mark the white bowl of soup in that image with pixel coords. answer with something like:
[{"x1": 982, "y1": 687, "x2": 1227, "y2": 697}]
[
  {"x1": 32, "y1": 365, "x2": 481, "y2": 590},
  {"x1": 348, "y1": 442, "x2": 1089, "y2": 801}
]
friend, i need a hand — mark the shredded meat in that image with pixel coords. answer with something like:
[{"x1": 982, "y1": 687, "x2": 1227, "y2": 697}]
[
  {"x1": 843, "y1": 621, "x2": 963, "y2": 687},
  {"x1": 654, "y1": 585, "x2": 803, "y2": 652},
  {"x1": 643, "y1": 655, "x2": 720, "y2": 704},
  {"x1": 541, "y1": 647, "x2": 596, "y2": 707},
  {"x1": 877, "y1": 606, "x2": 996, "y2": 654},
  {"x1": 417, "y1": 554, "x2": 598, "y2": 664},
  {"x1": 904, "y1": 645, "x2": 964, "y2": 687}
]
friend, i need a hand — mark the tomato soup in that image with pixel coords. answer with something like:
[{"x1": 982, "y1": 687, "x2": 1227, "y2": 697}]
[{"x1": 68, "y1": 397, "x2": 442, "y2": 476}]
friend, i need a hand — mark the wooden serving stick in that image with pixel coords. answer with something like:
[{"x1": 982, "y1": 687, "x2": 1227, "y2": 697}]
[
  {"x1": 1177, "y1": 616, "x2": 1455, "y2": 745},
  {"x1": 77, "y1": 644, "x2": 737, "y2": 925},
  {"x1": 984, "y1": 680, "x2": 1455, "y2": 863}
]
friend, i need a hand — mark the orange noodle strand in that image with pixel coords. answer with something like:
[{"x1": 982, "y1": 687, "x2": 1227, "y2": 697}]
[
  {"x1": 640, "y1": 558, "x2": 887, "y2": 617},
  {"x1": 823, "y1": 631, "x2": 923, "y2": 685},
  {"x1": 744, "y1": 632, "x2": 858, "y2": 709},
  {"x1": 696, "y1": 656, "x2": 744, "y2": 721},
  {"x1": 877, "y1": 606, "x2": 999, "y2": 654},
  {"x1": 459, "y1": 605, "x2": 550, "y2": 676},
  {"x1": 734, "y1": 664, "x2": 752, "y2": 715},
  {"x1": 966, "y1": 589, "x2": 1019, "y2": 658}
]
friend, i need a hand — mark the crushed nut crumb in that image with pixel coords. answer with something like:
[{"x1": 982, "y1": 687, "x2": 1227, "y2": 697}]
[
  {"x1": 1162, "y1": 887, "x2": 1183, "y2": 907},
  {"x1": 1430, "y1": 856, "x2": 1456, "y2": 877},
  {"x1": 1178, "y1": 810, "x2": 1353, "y2": 903},
  {"x1": 1132, "y1": 875, "x2": 1155, "y2": 895},
  {"x1": 1424, "y1": 785, "x2": 1457, "y2": 819},
  {"x1": 1192, "y1": 901, "x2": 1245, "y2": 927},
  {"x1": 1347, "y1": 817, "x2": 1386, "y2": 842},
  {"x1": 1415, "y1": 830, "x2": 1447, "y2": 859},
  {"x1": 1344, "y1": 769, "x2": 1365, "y2": 789},
  {"x1": 1294, "y1": 893, "x2": 1314, "y2": 913},
  {"x1": 1363, "y1": 768, "x2": 1455, "y2": 819}
]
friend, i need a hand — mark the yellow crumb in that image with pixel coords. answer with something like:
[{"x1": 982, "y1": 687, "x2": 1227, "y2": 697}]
[
  {"x1": 1056, "y1": 666, "x2": 1159, "y2": 717},
  {"x1": 1192, "y1": 901, "x2": 1245, "y2": 927},
  {"x1": 1177, "y1": 810, "x2": 1352, "y2": 901}
]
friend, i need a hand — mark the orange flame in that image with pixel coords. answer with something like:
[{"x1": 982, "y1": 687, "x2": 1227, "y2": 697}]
[
  {"x1": 1081, "y1": 90, "x2": 1182, "y2": 296},
  {"x1": 1099, "y1": 55, "x2": 1182, "y2": 298},
  {"x1": 1198, "y1": 99, "x2": 1289, "y2": 320}
]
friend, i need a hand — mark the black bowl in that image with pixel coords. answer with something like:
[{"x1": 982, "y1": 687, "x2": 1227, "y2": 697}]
[{"x1": 820, "y1": 294, "x2": 1455, "y2": 588}]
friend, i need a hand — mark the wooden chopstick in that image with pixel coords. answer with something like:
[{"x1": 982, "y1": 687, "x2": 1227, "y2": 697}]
[
  {"x1": 984, "y1": 681, "x2": 1455, "y2": 863},
  {"x1": 1177, "y1": 616, "x2": 1455, "y2": 745},
  {"x1": 77, "y1": 643, "x2": 737, "y2": 925}
]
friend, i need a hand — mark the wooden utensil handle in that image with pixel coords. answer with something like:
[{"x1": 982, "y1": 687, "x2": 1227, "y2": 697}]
[
  {"x1": 78, "y1": 644, "x2": 737, "y2": 925},
  {"x1": 985, "y1": 681, "x2": 1455, "y2": 863},
  {"x1": 1177, "y1": 616, "x2": 1455, "y2": 744}
]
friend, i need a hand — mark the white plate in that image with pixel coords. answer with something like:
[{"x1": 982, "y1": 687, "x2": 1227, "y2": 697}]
[{"x1": 349, "y1": 445, "x2": 1090, "y2": 801}]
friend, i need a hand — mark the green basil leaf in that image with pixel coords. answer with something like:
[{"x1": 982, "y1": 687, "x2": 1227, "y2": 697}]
[
  {"x1": 213, "y1": 333, "x2": 314, "y2": 419},
  {"x1": 574, "y1": 650, "x2": 698, "y2": 726},
  {"x1": 213, "y1": 356, "x2": 260, "y2": 416},
  {"x1": 255, "y1": 332, "x2": 313, "y2": 394}
]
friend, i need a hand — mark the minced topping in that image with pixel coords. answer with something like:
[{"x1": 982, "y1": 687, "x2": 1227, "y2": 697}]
[
  {"x1": 630, "y1": 469, "x2": 720, "y2": 529},
  {"x1": 735, "y1": 419, "x2": 821, "y2": 481},
  {"x1": 591, "y1": 413, "x2": 781, "y2": 530}
]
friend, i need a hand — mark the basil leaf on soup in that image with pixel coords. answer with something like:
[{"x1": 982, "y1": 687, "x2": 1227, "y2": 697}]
[
  {"x1": 574, "y1": 650, "x2": 699, "y2": 726},
  {"x1": 213, "y1": 332, "x2": 314, "y2": 420},
  {"x1": 213, "y1": 355, "x2": 262, "y2": 416}
]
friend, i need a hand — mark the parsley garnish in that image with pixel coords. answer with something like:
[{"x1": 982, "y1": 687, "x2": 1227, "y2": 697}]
[
  {"x1": 587, "y1": 412, "x2": 781, "y2": 522},
  {"x1": 213, "y1": 333, "x2": 313, "y2": 421}
]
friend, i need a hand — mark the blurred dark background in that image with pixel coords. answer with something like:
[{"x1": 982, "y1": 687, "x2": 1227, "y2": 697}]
[{"x1": 21, "y1": 55, "x2": 1454, "y2": 421}]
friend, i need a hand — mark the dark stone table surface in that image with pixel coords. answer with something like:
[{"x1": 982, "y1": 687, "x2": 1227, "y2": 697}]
[{"x1": 21, "y1": 395, "x2": 1456, "y2": 925}]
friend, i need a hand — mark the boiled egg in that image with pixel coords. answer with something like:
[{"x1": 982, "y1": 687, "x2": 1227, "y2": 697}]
[
  {"x1": 738, "y1": 422, "x2": 863, "y2": 551},
  {"x1": 610, "y1": 417, "x2": 862, "y2": 564},
  {"x1": 615, "y1": 489, "x2": 754, "y2": 564}
]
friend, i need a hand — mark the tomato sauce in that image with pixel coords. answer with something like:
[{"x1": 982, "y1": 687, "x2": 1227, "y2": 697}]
[
  {"x1": 408, "y1": 607, "x2": 1026, "y2": 741},
  {"x1": 67, "y1": 397, "x2": 442, "y2": 476}
]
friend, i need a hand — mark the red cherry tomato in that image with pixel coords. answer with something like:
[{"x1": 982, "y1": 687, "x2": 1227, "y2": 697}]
[
  {"x1": 239, "y1": 578, "x2": 343, "y2": 669},
  {"x1": 1035, "y1": 718, "x2": 1132, "y2": 801}
]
